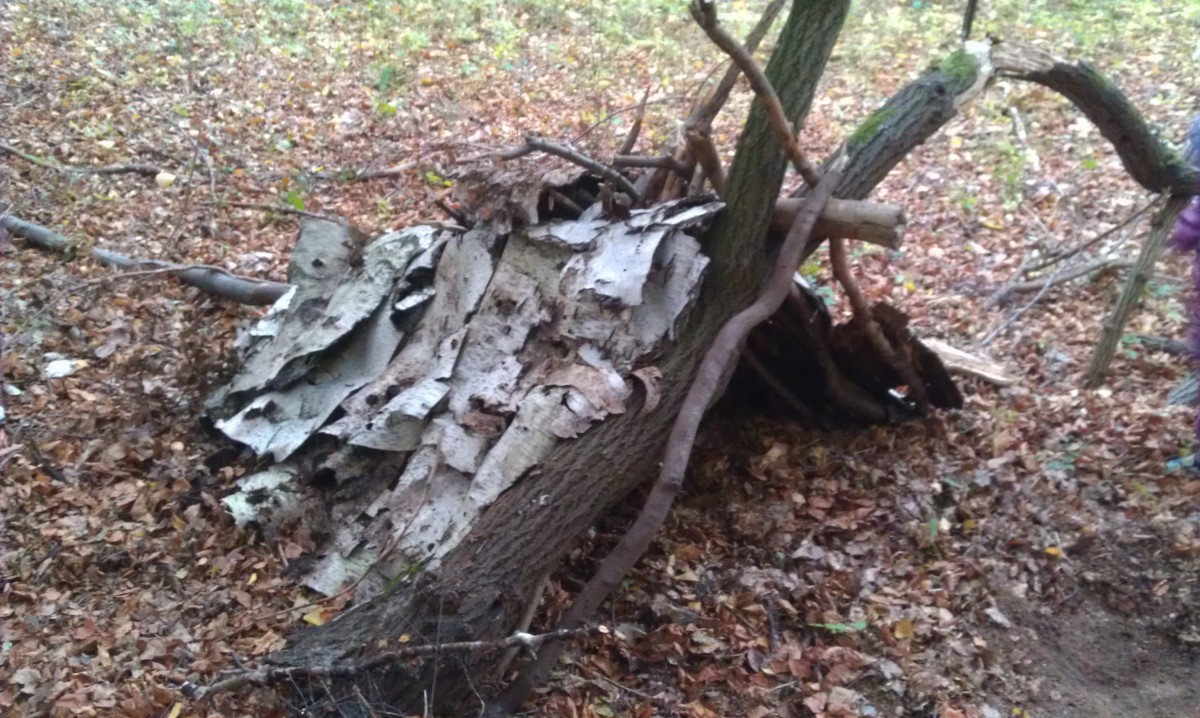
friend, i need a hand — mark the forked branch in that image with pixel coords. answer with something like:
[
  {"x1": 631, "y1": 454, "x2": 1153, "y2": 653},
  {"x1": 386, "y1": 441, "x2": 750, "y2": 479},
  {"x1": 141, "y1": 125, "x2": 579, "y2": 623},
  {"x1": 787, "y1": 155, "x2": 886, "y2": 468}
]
[{"x1": 689, "y1": 0, "x2": 821, "y2": 187}]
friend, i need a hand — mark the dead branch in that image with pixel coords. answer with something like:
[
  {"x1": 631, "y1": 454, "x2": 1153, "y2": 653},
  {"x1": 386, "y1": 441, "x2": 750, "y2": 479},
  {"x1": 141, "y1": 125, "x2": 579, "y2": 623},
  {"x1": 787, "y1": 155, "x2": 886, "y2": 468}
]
[
  {"x1": 829, "y1": 237, "x2": 931, "y2": 414},
  {"x1": 992, "y1": 258, "x2": 1135, "y2": 306},
  {"x1": 212, "y1": 200, "x2": 346, "y2": 223},
  {"x1": 1085, "y1": 196, "x2": 1189, "y2": 387},
  {"x1": 493, "y1": 158, "x2": 847, "y2": 717},
  {"x1": 689, "y1": 0, "x2": 820, "y2": 187},
  {"x1": 618, "y1": 86, "x2": 652, "y2": 156},
  {"x1": 490, "y1": 135, "x2": 640, "y2": 201},
  {"x1": 634, "y1": 0, "x2": 786, "y2": 205},
  {"x1": 0, "y1": 141, "x2": 165, "y2": 177},
  {"x1": 184, "y1": 626, "x2": 603, "y2": 701},
  {"x1": 352, "y1": 161, "x2": 417, "y2": 181},
  {"x1": 3, "y1": 214, "x2": 288, "y2": 306},
  {"x1": 685, "y1": 126, "x2": 726, "y2": 196},
  {"x1": 774, "y1": 197, "x2": 905, "y2": 249},
  {"x1": 992, "y1": 41, "x2": 1199, "y2": 195},
  {"x1": 612, "y1": 155, "x2": 690, "y2": 175},
  {"x1": 688, "y1": 0, "x2": 787, "y2": 131},
  {"x1": 1023, "y1": 199, "x2": 1157, "y2": 273}
]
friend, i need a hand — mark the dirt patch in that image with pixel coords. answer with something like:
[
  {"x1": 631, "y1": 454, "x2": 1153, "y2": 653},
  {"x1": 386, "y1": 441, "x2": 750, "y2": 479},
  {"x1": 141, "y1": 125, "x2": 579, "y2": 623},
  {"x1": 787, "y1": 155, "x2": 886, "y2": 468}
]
[{"x1": 978, "y1": 521, "x2": 1200, "y2": 718}]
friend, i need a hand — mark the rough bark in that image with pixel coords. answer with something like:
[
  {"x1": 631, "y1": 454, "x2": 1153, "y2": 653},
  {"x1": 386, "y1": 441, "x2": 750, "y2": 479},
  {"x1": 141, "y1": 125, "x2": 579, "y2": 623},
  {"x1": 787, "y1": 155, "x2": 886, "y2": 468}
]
[{"x1": 243, "y1": 2, "x2": 853, "y2": 715}]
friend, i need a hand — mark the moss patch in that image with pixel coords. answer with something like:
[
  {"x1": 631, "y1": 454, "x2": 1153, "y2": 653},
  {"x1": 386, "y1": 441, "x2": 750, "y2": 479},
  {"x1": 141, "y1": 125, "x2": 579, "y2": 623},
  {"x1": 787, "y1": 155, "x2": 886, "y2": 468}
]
[{"x1": 849, "y1": 106, "x2": 897, "y2": 147}]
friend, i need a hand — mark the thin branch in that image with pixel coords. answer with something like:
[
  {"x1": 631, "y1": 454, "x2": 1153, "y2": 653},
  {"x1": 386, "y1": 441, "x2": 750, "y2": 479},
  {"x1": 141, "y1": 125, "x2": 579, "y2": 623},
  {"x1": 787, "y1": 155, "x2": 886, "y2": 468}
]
[
  {"x1": 617, "y1": 86, "x2": 652, "y2": 156},
  {"x1": 1023, "y1": 198, "x2": 1156, "y2": 273},
  {"x1": 0, "y1": 141, "x2": 164, "y2": 177},
  {"x1": 182, "y1": 626, "x2": 604, "y2": 701},
  {"x1": 4, "y1": 215, "x2": 288, "y2": 306},
  {"x1": 492, "y1": 158, "x2": 847, "y2": 717},
  {"x1": 352, "y1": 161, "x2": 417, "y2": 181},
  {"x1": 685, "y1": 126, "x2": 726, "y2": 196},
  {"x1": 212, "y1": 200, "x2": 346, "y2": 223},
  {"x1": 569, "y1": 95, "x2": 687, "y2": 145},
  {"x1": 491, "y1": 136, "x2": 640, "y2": 201},
  {"x1": 688, "y1": 0, "x2": 787, "y2": 130},
  {"x1": 689, "y1": 0, "x2": 821, "y2": 187},
  {"x1": 612, "y1": 155, "x2": 690, "y2": 175},
  {"x1": 829, "y1": 237, "x2": 931, "y2": 414}
]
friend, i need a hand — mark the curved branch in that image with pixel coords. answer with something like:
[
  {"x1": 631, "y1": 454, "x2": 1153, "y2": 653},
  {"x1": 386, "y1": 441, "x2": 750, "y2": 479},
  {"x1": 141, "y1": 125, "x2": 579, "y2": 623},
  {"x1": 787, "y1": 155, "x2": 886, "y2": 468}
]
[
  {"x1": 689, "y1": 0, "x2": 821, "y2": 187},
  {"x1": 3, "y1": 215, "x2": 288, "y2": 306},
  {"x1": 496, "y1": 136, "x2": 640, "y2": 202},
  {"x1": 992, "y1": 41, "x2": 1199, "y2": 196}
]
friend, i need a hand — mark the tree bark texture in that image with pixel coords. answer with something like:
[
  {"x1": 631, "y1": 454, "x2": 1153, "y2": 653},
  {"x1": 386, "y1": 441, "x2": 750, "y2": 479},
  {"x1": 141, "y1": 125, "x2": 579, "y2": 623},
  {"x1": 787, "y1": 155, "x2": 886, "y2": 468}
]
[{"x1": 238, "y1": 2, "x2": 854, "y2": 715}]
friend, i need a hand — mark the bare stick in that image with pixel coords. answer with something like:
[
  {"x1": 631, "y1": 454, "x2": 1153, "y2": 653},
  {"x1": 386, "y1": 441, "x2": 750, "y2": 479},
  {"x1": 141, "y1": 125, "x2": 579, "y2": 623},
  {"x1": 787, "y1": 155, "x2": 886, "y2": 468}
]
[
  {"x1": 4, "y1": 215, "x2": 288, "y2": 306},
  {"x1": 492, "y1": 158, "x2": 846, "y2": 717},
  {"x1": 1085, "y1": 196, "x2": 1190, "y2": 387},
  {"x1": 689, "y1": 0, "x2": 821, "y2": 187},
  {"x1": 981, "y1": 250, "x2": 1082, "y2": 346},
  {"x1": 353, "y1": 161, "x2": 417, "y2": 181},
  {"x1": 688, "y1": 0, "x2": 787, "y2": 130},
  {"x1": 481, "y1": 136, "x2": 640, "y2": 202},
  {"x1": 685, "y1": 126, "x2": 726, "y2": 196},
  {"x1": 183, "y1": 626, "x2": 603, "y2": 701},
  {"x1": 0, "y1": 141, "x2": 164, "y2": 177},
  {"x1": 829, "y1": 237, "x2": 931, "y2": 414},
  {"x1": 1023, "y1": 199, "x2": 1156, "y2": 273},
  {"x1": 569, "y1": 95, "x2": 687, "y2": 144},
  {"x1": 618, "y1": 86, "x2": 652, "y2": 156},
  {"x1": 212, "y1": 200, "x2": 346, "y2": 223},
  {"x1": 612, "y1": 155, "x2": 690, "y2": 175}
]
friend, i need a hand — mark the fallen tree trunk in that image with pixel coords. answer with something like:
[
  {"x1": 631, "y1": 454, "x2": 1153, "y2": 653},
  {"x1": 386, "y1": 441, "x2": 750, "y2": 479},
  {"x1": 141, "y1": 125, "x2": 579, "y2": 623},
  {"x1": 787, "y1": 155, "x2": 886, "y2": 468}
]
[
  {"x1": 192, "y1": 20, "x2": 1192, "y2": 718},
  {"x1": 205, "y1": 3, "x2": 870, "y2": 714}
]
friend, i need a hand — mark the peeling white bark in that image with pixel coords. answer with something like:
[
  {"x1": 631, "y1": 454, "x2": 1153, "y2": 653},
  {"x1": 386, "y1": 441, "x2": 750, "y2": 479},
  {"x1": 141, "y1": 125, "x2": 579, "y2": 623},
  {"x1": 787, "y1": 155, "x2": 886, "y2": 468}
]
[{"x1": 211, "y1": 200, "x2": 722, "y2": 598}]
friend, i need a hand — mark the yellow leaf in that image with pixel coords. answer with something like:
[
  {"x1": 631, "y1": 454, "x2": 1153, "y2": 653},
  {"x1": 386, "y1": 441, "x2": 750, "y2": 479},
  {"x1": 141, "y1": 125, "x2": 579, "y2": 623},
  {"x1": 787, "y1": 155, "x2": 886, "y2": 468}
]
[
  {"x1": 1044, "y1": 547, "x2": 1064, "y2": 558},
  {"x1": 155, "y1": 171, "x2": 176, "y2": 189},
  {"x1": 247, "y1": 572, "x2": 258, "y2": 585},
  {"x1": 894, "y1": 618, "x2": 914, "y2": 640},
  {"x1": 302, "y1": 608, "x2": 327, "y2": 626},
  {"x1": 166, "y1": 703, "x2": 182, "y2": 718},
  {"x1": 949, "y1": 136, "x2": 964, "y2": 149},
  {"x1": 398, "y1": 633, "x2": 411, "y2": 643},
  {"x1": 171, "y1": 514, "x2": 186, "y2": 532}
]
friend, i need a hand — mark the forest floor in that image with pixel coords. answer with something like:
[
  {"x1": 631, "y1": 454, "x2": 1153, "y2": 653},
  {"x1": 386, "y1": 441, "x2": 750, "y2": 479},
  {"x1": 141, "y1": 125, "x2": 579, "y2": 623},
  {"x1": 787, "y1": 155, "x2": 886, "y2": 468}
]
[{"x1": 2, "y1": 1, "x2": 1199, "y2": 717}]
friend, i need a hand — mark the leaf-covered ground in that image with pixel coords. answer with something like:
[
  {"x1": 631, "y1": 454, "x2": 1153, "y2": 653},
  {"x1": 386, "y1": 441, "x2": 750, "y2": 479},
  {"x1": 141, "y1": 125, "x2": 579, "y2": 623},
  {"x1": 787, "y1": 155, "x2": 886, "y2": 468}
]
[{"x1": 2, "y1": 1, "x2": 1199, "y2": 716}]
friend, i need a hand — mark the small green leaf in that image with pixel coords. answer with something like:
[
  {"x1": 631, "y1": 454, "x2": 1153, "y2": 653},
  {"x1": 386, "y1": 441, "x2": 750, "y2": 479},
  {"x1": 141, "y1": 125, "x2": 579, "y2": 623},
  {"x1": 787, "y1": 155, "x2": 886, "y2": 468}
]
[{"x1": 284, "y1": 190, "x2": 305, "y2": 211}]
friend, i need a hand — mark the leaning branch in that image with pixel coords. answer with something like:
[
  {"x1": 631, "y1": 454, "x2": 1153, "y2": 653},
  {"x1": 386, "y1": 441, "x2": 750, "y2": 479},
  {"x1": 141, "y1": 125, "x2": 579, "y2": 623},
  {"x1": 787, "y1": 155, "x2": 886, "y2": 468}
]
[
  {"x1": 992, "y1": 41, "x2": 1199, "y2": 195},
  {"x1": 493, "y1": 159, "x2": 847, "y2": 717},
  {"x1": 491, "y1": 136, "x2": 640, "y2": 201},
  {"x1": 689, "y1": 0, "x2": 821, "y2": 187},
  {"x1": 3, "y1": 215, "x2": 288, "y2": 306},
  {"x1": 0, "y1": 141, "x2": 164, "y2": 177}
]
